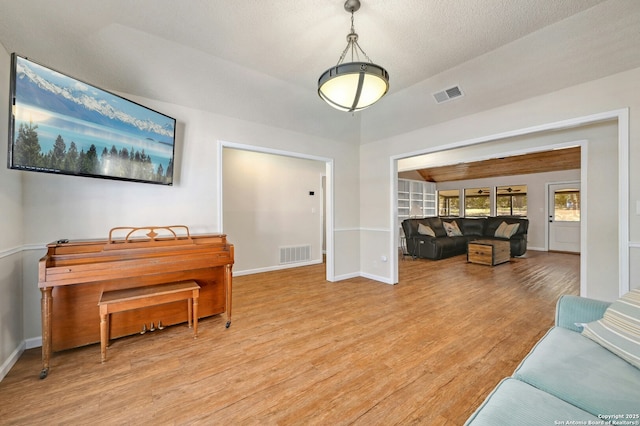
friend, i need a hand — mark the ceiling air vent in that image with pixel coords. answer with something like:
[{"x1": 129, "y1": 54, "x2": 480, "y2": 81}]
[{"x1": 433, "y1": 85, "x2": 464, "y2": 104}]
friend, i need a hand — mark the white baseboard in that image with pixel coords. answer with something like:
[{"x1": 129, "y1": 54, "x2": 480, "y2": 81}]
[
  {"x1": 233, "y1": 259, "x2": 323, "y2": 276},
  {"x1": 332, "y1": 272, "x2": 360, "y2": 281},
  {"x1": 331, "y1": 271, "x2": 395, "y2": 285},
  {"x1": 25, "y1": 336, "x2": 42, "y2": 349},
  {"x1": 0, "y1": 341, "x2": 25, "y2": 383},
  {"x1": 236, "y1": 263, "x2": 395, "y2": 286},
  {"x1": 0, "y1": 337, "x2": 42, "y2": 382},
  {"x1": 359, "y1": 272, "x2": 395, "y2": 285}
]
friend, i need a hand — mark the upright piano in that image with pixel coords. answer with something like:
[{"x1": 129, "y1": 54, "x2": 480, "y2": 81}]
[{"x1": 37, "y1": 225, "x2": 233, "y2": 378}]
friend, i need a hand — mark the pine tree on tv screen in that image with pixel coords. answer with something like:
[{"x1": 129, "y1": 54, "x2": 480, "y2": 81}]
[{"x1": 9, "y1": 54, "x2": 176, "y2": 185}]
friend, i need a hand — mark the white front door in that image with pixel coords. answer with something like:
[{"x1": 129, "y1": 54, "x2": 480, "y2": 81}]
[{"x1": 548, "y1": 183, "x2": 581, "y2": 253}]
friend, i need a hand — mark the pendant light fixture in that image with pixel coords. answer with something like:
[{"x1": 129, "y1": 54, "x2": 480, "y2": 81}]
[{"x1": 318, "y1": 0, "x2": 389, "y2": 112}]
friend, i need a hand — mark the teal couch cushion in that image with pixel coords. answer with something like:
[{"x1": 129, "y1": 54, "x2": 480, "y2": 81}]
[
  {"x1": 555, "y1": 294, "x2": 611, "y2": 332},
  {"x1": 513, "y1": 326, "x2": 640, "y2": 416},
  {"x1": 464, "y1": 378, "x2": 598, "y2": 426}
]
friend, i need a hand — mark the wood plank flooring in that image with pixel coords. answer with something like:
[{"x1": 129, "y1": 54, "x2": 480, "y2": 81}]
[{"x1": 0, "y1": 251, "x2": 579, "y2": 425}]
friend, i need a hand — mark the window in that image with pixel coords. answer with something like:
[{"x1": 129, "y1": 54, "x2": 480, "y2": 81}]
[
  {"x1": 554, "y1": 189, "x2": 580, "y2": 221},
  {"x1": 464, "y1": 188, "x2": 490, "y2": 217},
  {"x1": 438, "y1": 190, "x2": 460, "y2": 216},
  {"x1": 496, "y1": 185, "x2": 527, "y2": 216}
]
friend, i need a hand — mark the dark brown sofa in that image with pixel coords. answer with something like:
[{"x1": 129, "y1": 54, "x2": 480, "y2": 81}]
[{"x1": 401, "y1": 216, "x2": 528, "y2": 260}]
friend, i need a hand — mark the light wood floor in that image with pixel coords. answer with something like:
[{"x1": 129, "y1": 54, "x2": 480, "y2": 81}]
[{"x1": 0, "y1": 251, "x2": 579, "y2": 425}]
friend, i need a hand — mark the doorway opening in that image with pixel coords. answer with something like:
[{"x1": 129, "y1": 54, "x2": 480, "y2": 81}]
[
  {"x1": 218, "y1": 141, "x2": 335, "y2": 282},
  {"x1": 390, "y1": 109, "x2": 629, "y2": 298}
]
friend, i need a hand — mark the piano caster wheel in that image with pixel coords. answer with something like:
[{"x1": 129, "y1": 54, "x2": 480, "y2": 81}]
[
  {"x1": 141, "y1": 324, "x2": 147, "y2": 334},
  {"x1": 39, "y1": 368, "x2": 49, "y2": 380},
  {"x1": 158, "y1": 321, "x2": 164, "y2": 330},
  {"x1": 225, "y1": 321, "x2": 231, "y2": 328},
  {"x1": 150, "y1": 322, "x2": 156, "y2": 332}
]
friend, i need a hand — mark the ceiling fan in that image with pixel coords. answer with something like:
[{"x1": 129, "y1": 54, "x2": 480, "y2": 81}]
[{"x1": 475, "y1": 187, "x2": 522, "y2": 194}]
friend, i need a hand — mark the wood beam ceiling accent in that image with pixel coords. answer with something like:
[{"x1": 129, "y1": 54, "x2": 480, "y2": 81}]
[{"x1": 416, "y1": 147, "x2": 581, "y2": 183}]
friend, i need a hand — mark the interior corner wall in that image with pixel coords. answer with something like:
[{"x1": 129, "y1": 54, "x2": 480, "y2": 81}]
[
  {"x1": 332, "y1": 153, "x2": 362, "y2": 280},
  {"x1": 359, "y1": 143, "x2": 395, "y2": 282},
  {"x1": 0, "y1": 48, "x2": 25, "y2": 379},
  {"x1": 359, "y1": 67, "x2": 640, "y2": 301},
  {"x1": 222, "y1": 148, "x2": 325, "y2": 274}
]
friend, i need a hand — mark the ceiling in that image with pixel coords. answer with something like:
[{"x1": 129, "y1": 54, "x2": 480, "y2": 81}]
[
  {"x1": 414, "y1": 146, "x2": 581, "y2": 182},
  {"x1": 0, "y1": 0, "x2": 639, "y2": 144}
]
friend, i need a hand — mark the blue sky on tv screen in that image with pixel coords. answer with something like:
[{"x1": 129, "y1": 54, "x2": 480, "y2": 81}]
[{"x1": 13, "y1": 56, "x2": 175, "y2": 171}]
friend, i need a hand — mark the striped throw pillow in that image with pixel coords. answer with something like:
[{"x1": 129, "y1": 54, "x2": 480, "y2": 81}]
[{"x1": 581, "y1": 289, "x2": 640, "y2": 369}]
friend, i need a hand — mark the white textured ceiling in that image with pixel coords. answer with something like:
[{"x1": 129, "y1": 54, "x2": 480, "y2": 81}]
[{"x1": 0, "y1": 0, "x2": 638, "y2": 144}]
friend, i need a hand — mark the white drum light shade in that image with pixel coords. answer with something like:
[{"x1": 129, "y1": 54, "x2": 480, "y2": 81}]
[
  {"x1": 318, "y1": 62, "x2": 389, "y2": 112},
  {"x1": 317, "y1": 0, "x2": 389, "y2": 112}
]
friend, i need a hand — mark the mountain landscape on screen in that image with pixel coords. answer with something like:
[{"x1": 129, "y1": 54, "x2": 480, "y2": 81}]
[{"x1": 10, "y1": 55, "x2": 176, "y2": 185}]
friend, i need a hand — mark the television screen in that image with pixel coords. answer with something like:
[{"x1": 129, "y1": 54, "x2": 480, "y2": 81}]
[{"x1": 7, "y1": 53, "x2": 176, "y2": 185}]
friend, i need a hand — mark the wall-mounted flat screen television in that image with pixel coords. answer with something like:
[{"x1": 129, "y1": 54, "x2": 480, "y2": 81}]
[{"x1": 7, "y1": 53, "x2": 176, "y2": 185}]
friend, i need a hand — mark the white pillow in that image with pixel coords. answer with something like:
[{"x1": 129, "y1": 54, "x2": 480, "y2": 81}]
[
  {"x1": 581, "y1": 289, "x2": 640, "y2": 369},
  {"x1": 443, "y1": 221, "x2": 462, "y2": 237},
  {"x1": 417, "y1": 223, "x2": 435, "y2": 237}
]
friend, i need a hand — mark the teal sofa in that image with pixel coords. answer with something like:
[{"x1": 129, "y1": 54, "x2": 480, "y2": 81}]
[{"x1": 465, "y1": 293, "x2": 640, "y2": 425}]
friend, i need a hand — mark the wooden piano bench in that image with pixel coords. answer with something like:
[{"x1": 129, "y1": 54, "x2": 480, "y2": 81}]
[{"x1": 98, "y1": 280, "x2": 200, "y2": 363}]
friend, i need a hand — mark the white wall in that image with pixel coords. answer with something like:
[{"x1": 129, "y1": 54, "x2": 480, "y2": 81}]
[
  {"x1": 18, "y1": 100, "x2": 360, "y2": 255},
  {"x1": 435, "y1": 169, "x2": 581, "y2": 251},
  {"x1": 0, "y1": 47, "x2": 25, "y2": 380},
  {"x1": 223, "y1": 148, "x2": 325, "y2": 274},
  {"x1": 360, "y1": 68, "x2": 639, "y2": 301}
]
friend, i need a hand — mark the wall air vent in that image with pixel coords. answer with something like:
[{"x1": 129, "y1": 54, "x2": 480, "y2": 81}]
[
  {"x1": 279, "y1": 245, "x2": 311, "y2": 264},
  {"x1": 433, "y1": 85, "x2": 464, "y2": 104}
]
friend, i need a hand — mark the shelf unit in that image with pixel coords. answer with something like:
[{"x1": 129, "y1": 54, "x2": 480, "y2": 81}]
[{"x1": 398, "y1": 179, "x2": 437, "y2": 227}]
